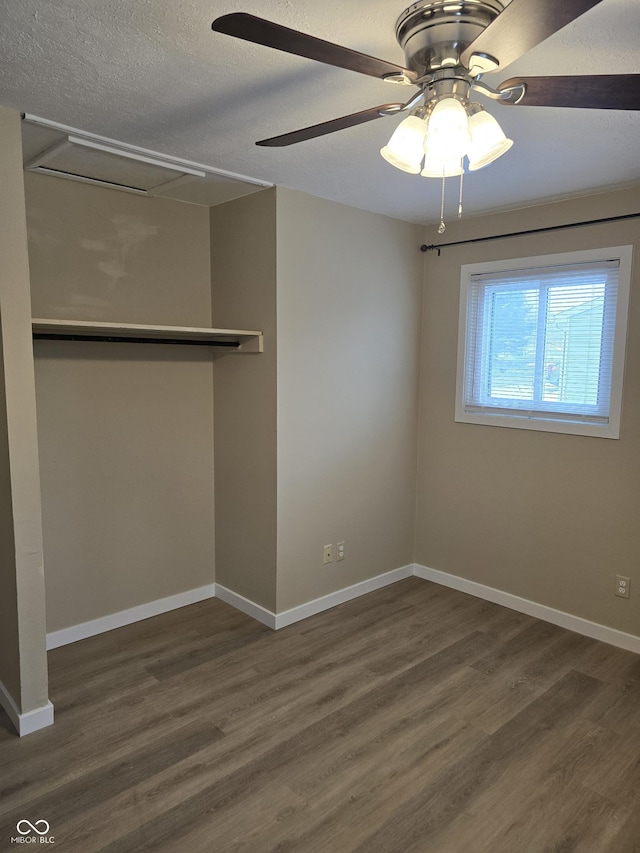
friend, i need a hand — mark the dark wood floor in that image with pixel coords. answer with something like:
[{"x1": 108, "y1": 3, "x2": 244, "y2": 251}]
[{"x1": 1, "y1": 578, "x2": 640, "y2": 852}]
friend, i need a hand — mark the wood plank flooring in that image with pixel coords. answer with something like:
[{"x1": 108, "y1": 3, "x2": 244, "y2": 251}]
[{"x1": 1, "y1": 578, "x2": 640, "y2": 851}]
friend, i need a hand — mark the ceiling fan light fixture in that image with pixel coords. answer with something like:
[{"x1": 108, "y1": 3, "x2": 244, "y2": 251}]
[
  {"x1": 421, "y1": 155, "x2": 464, "y2": 178},
  {"x1": 380, "y1": 114, "x2": 428, "y2": 173},
  {"x1": 467, "y1": 106, "x2": 513, "y2": 170},
  {"x1": 424, "y1": 96, "x2": 470, "y2": 161}
]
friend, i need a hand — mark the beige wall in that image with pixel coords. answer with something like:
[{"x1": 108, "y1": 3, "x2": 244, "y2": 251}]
[
  {"x1": 416, "y1": 187, "x2": 640, "y2": 635},
  {"x1": 26, "y1": 174, "x2": 215, "y2": 632},
  {"x1": 27, "y1": 173, "x2": 212, "y2": 326},
  {"x1": 210, "y1": 189, "x2": 278, "y2": 610},
  {"x1": 0, "y1": 333, "x2": 20, "y2": 700},
  {"x1": 210, "y1": 188, "x2": 422, "y2": 614},
  {"x1": 0, "y1": 106, "x2": 49, "y2": 713},
  {"x1": 275, "y1": 188, "x2": 423, "y2": 612}
]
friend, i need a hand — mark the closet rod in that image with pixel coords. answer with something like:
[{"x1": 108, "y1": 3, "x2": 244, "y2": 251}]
[
  {"x1": 420, "y1": 210, "x2": 640, "y2": 255},
  {"x1": 33, "y1": 333, "x2": 239, "y2": 348}
]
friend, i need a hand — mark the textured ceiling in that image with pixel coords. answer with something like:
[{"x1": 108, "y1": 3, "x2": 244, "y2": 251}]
[{"x1": 1, "y1": 0, "x2": 639, "y2": 224}]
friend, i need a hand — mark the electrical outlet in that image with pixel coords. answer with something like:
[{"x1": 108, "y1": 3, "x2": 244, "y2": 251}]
[
  {"x1": 337, "y1": 541, "x2": 345, "y2": 562},
  {"x1": 616, "y1": 575, "x2": 630, "y2": 598},
  {"x1": 323, "y1": 544, "x2": 333, "y2": 565}
]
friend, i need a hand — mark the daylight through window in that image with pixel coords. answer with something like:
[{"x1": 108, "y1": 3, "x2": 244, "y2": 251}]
[{"x1": 456, "y1": 246, "x2": 632, "y2": 438}]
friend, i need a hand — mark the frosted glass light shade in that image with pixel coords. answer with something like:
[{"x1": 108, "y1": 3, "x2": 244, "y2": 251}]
[
  {"x1": 425, "y1": 97, "x2": 470, "y2": 161},
  {"x1": 421, "y1": 155, "x2": 464, "y2": 178},
  {"x1": 467, "y1": 109, "x2": 513, "y2": 171},
  {"x1": 380, "y1": 115, "x2": 428, "y2": 174}
]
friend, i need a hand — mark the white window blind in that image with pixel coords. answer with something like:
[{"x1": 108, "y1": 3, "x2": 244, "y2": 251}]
[{"x1": 456, "y1": 247, "x2": 632, "y2": 438}]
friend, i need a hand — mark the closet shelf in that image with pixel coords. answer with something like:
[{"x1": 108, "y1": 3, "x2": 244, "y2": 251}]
[{"x1": 32, "y1": 319, "x2": 263, "y2": 352}]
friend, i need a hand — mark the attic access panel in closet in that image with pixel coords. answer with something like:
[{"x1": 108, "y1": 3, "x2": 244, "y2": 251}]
[
  {"x1": 22, "y1": 115, "x2": 272, "y2": 205},
  {"x1": 25, "y1": 134, "x2": 207, "y2": 196},
  {"x1": 32, "y1": 319, "x2": 264, "y2": 352}
]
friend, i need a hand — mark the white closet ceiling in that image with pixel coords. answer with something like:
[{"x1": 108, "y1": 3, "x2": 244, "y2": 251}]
[{"x1": 1, "y1": 0, "x2": 639, "y2": 224}]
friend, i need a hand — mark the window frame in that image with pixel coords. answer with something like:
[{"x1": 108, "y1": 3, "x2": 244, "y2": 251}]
[{"x1": 455, "y1": 245, "x2": 633, "y2": 439}]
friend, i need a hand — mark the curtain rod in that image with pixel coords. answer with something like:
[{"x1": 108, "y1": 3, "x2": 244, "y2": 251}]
[{"x1": 420, "y1": 211, "x2": 640, "y2": 255}]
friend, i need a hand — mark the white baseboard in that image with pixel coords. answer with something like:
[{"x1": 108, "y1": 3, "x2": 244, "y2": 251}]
[
  {"x1": 273, "y1": 564, "x2": 415, "y2": 629},
  {"x1": 0, "y1": 680, "x2": 54, "y2": 737},
  {"x1": 216, "y1": 566, "x2": 414, "y2": 630},
  {"x1": 414, "y1": 564, "x2": 640, "y2": 655},
  {"x1": 46, "y1": 584, "x2": 216, "y2": 650},
  {"x1": 214, "y1": 584, "x2": 277, "y2": 629},
  {"x1": 47, "y1": 568, "x2": 415, "y2": 650},
  {"x1": 44, "y1": 565, "x2": 640, "y2": 658}
]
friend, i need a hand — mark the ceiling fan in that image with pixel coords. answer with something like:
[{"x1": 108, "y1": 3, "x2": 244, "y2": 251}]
[
  {"x1": 212, "y1": 0, "x2": 639, "y2": 221},
  {"x1": 212, "y1": 0, "x2": 639, "y2": 142}
]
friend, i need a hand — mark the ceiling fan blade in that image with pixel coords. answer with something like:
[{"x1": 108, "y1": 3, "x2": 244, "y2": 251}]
[
  {"x1": 212, "y1": 13, "x2": 416, "y2": 82},
  {"x1": 256, "y1": 104, "x2": 404, "y2": 147},
  {"x1": 498, "y1": 75, "x2": 640, "y2": 110},
  {"x1": 461, "y1": 0, "x2": 604, "y2": 72}
]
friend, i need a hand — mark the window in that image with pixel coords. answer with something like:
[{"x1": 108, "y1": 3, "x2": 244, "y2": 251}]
[{"x1": 456, "y1": 246, "x2": 632, "y2": 438}]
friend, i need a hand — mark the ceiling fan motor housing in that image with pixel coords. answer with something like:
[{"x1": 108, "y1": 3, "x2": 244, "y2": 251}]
[{"x1": 396, "y1": 0, "x2": 504, "y2": 76}]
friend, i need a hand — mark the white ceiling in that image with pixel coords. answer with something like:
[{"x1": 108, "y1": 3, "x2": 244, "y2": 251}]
[{"x1": 1, "y1": 0, "x2": 639, "y2": 224}]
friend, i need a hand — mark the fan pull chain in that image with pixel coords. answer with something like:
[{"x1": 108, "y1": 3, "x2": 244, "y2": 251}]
[
  {"x1": 437, "y1": 172, "x2": 446, "y2": 234},
  {"x1": 458, "y1": 163, "x2": 464, "y2": 219}
]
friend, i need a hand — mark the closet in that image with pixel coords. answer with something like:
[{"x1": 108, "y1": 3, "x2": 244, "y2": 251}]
[{"x1": 26, "y1": 167, "x2": 262, "y2": 644}]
